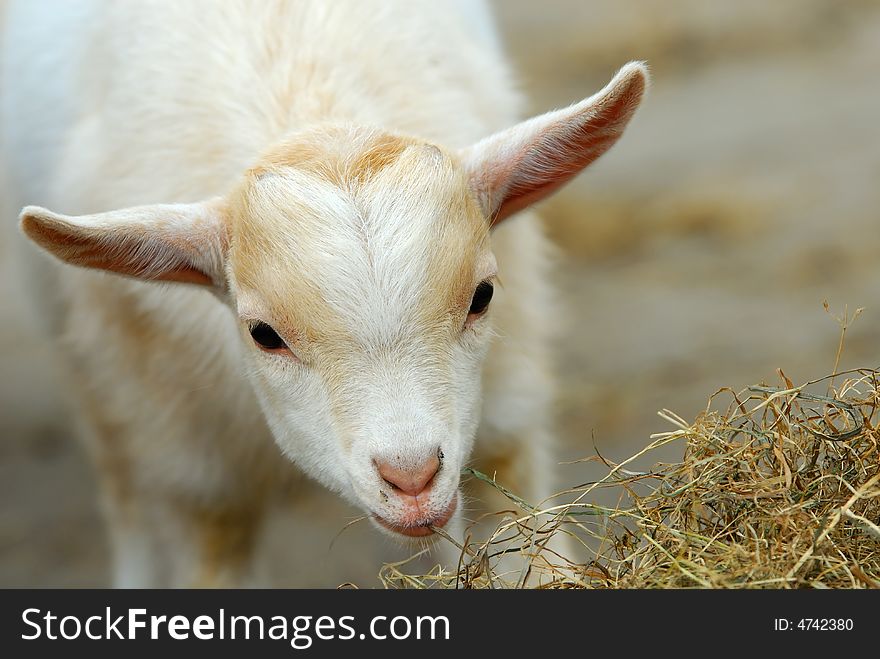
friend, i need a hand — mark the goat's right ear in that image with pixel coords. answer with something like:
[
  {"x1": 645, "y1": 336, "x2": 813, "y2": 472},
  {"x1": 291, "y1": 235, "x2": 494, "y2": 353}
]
[{"x1": 19, "y1": 199, "x2": 229, "y2": 288}]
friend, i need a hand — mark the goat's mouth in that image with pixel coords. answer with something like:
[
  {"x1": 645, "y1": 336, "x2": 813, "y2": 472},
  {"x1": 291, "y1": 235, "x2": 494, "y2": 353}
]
[{"x1": 372, "y1": 493, "x2": 458, "y2": 538}]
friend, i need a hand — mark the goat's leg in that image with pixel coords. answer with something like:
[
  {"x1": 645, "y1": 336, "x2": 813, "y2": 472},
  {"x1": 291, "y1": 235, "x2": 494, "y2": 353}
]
[
  {"x1": 97, "y1": 479, "x2": 166, "y2": 587},
  {"x1": 98, "y1": 483, "x2": 265, "y2": 587},
  {"x1": 158, "y1": 498, "x2": 265, "y2": 588},
  {"x1": 71, "y1": 394, "x2": 168, "y2": 587},
  {"x1": 68, "y1": 375, "x2": 271, "y2": 587},
  {"x1": 88, "y1": 438, "x2": 267, "y2": 587}
]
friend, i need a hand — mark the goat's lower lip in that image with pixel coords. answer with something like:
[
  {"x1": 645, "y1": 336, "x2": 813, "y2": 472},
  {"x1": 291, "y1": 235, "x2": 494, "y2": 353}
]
[{"x1": 373, "y1": 493, "x2": 458, "y2": 537}]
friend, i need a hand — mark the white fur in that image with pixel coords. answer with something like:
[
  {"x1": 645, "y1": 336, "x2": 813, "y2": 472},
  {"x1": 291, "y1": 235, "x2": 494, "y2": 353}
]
[{"x1": 1, "y1": 0, "x2": 646, "y2": 586}]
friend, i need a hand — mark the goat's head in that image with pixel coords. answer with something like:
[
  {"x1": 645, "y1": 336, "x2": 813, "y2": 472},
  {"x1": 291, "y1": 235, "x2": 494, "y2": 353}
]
[{"x1": 20, "y1": 63, "x2": 647, "y2": 539}]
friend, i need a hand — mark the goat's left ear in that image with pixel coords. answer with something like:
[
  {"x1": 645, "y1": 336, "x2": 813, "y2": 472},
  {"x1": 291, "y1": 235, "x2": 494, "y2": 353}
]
[
  {"x1": 461, "y1": 61, "x2": 648, "y2": 225},
  {"x1": 19, "y1": 199, "x2": 229, "y2": 288}
]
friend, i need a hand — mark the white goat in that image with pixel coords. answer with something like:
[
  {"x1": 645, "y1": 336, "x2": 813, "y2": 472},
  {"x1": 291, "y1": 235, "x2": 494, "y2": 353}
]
[{"x1": 1, "y1": 0, "x2": 646, "y2": 586}]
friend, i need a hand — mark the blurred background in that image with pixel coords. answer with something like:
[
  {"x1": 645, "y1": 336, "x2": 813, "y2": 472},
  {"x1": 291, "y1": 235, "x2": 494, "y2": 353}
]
[{"x1": 2, "y1": 0, "x2": 879, "y2": 586}]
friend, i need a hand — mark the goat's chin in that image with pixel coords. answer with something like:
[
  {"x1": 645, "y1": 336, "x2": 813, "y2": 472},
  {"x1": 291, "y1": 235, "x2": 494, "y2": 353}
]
[{"x1": 367, "y1": 492, "x2": 459, "y2": 543}]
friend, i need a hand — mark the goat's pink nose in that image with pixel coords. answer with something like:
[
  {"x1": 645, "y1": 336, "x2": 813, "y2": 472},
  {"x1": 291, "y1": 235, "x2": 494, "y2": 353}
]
[{"x1": 376, "y1": 454, "x2": 441, "y2": 497}]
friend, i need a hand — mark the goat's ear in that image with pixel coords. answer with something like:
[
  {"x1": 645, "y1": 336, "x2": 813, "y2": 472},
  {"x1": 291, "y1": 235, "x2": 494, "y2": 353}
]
[
  {"x1": 461, "y1": 61, "x2": 648, "y2": 225},
  {"x1": 19, "y1": 199, "x2": 229, "y2": 287}
]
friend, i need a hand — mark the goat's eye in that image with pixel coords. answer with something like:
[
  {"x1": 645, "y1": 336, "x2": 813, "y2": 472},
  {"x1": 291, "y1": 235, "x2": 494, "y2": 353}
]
[
  {"x1": 249, "y1": 321, "x2": 287, "y2": 351},
  {"x1": 468, "y1": 281, "x2": 494, "y2": 317}
]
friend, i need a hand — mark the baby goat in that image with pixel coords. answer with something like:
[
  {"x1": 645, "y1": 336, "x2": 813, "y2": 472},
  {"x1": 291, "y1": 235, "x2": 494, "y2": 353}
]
[{"x1": 2, "y1": 0, "x2": 646, "y2": 586}]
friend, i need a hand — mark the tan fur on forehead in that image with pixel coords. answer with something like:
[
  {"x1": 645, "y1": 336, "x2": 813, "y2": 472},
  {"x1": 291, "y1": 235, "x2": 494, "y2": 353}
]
[
  {"x1": 228, "y1": 126, "x2": 490, "y2": 351},
  {"x1": 361, "y1": 144, "x2": 490, "y2": 320},
  {"x1": 248, "y1": 125, "x2": 418, "y2": 188}
]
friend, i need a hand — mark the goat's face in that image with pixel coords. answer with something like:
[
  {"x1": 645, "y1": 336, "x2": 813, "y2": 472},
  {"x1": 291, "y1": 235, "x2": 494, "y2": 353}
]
[
  {"x1": 227, "y1": 127, "x2": 495, "y2": 536},
  {"x1": 19, "y1": 62, "x2": 648, "y2": 539}
]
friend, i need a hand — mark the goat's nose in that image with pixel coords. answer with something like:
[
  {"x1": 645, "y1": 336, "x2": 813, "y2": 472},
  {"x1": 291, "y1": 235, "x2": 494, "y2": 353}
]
[{"x1": 375, "y1": 453, "x2": 441, "y2": 497}]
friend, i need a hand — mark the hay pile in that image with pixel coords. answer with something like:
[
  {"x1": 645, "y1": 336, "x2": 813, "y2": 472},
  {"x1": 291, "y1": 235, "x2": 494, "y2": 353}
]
[{"x1": 381, "y1": 367, "x2": 880, "y2": 589}]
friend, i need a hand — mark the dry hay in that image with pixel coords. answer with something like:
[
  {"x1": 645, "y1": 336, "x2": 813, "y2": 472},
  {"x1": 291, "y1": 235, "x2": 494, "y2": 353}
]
[{"x1": 380, "y1": 364, "x2": 880, "y2": 589}]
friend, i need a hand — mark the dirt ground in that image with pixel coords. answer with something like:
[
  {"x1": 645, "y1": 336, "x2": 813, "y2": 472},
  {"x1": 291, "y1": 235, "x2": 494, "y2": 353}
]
[{"x1": 2, "y1": 1, "x2": 879, "y2": 587}]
